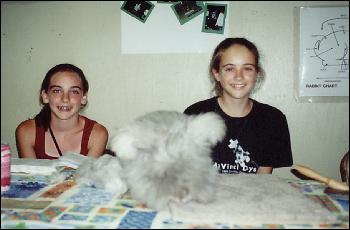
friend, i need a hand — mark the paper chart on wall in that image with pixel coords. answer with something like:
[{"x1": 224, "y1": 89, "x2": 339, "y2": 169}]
[
  {"x1": 121, "y1": 1, "x2": 229, "y2": 54},
  {"x1": 298, "y1": 6, "x2": 349, "y2": 97}
]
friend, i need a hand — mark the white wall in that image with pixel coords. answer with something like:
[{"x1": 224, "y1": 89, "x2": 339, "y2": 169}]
[{"x1": 1, "y1": 1, "x2": 349, "y2": 180}]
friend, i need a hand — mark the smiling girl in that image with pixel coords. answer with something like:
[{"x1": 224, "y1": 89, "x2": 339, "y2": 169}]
[
  {"x1": 16, "y1": 63, "x2": 108, "y2": 159},
  {"x1": 184, "y1": 38, "x2": 293, "y2": 174}
]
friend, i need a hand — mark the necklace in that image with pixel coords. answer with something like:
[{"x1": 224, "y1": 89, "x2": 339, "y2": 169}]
[{"x1": 49, "y1": 126, "x2": 63, "y2": 156}]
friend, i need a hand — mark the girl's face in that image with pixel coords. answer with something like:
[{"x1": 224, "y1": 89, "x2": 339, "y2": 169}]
[
  {"x1": 213, "y1": 44, "x2": 258, "y2": 100},
  {"x1": 41, "y1": 71, "x2": 87, "y2": 121}
]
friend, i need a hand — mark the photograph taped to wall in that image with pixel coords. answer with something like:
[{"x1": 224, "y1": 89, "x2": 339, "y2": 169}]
[
  {"x1": 157, "y1": 1, "x2": 180, "y2": 3},
  {"x1": 296, "y1": 6, "x2": 349, "y2": 102},
  {"x1": 171, "y1": 1, "x2": 205, "y2": 25},
  {"x1": 121, "y1": 1, "x2": 230, "y2": 54},
  {"x1": 121, "y1": 1, "x2": 155, "y2": 23},
  {"x1": 202, "y1": 3, "x2": 227, "y2": 34}
]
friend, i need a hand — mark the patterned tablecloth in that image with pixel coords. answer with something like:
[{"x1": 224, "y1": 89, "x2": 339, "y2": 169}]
[{"x1": 1, "y1": 167, "x2": 349, "y2": 229}]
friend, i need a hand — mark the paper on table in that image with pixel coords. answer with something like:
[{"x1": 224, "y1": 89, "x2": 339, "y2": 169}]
[
  {"x1": 55, "y1": 152, "x2": 89, "y2": 169},
  {"x1": 11, "y1": 153, "x2": 89, "y2": 175},
  {"x1": 11, "y1": 158, "x2": 58, "y2": 175}
]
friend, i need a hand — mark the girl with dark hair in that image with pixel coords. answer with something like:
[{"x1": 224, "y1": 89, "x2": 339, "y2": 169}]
[
  {"x1": 184, "y1": 38, "x2": 293, "y2": 174},
  {"x1": 16, "y1": 63, "x2": 108, "y2": 159}
]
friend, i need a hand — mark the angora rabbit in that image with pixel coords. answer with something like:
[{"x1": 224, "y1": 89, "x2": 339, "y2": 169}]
[
  {"x1": 75, "y1": 153, "x2": 128, "y2": 195},
  {"x1": 110, "y1": 110, "x2": 226, "y2": 211}
]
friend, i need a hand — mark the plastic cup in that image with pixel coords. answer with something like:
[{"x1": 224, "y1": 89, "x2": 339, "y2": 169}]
[{"x1": 1, "y1": 144, "x2": 11, "y2": 193}]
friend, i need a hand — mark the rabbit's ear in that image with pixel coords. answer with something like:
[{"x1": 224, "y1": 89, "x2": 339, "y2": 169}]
[
  {"x1": 187, "y1": 112, "x2": 227, "y2": 145},
  {"x1": 110, "y1": 129, "x2": 138, "y2": 160}
]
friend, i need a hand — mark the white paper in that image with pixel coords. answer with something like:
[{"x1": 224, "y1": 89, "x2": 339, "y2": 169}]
[
  {"x1": 298, "y1": 6, "x2": 349, "y2": 97},
  {"x1": 121, "y1": 1, "x2": 230, "y2": 54}
]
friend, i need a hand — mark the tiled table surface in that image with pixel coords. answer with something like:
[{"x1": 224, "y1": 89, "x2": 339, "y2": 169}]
[{"x1": 1, "y1": 168, "x2": 349, "y2": 229}]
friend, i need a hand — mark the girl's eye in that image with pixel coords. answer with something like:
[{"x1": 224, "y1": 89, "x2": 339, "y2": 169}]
[
  {"x1": 52, "y1": 89, "x2": 61, "y2": 94},
  {"x1": 70, "y1": 90, "x2": 80, "y2": 95},
  {"x1": 244, "y1": 66, "x2": 257, "y2": 72},
  {"x1": 225, "y1": 67, "x2": 234, "y2": 72}
]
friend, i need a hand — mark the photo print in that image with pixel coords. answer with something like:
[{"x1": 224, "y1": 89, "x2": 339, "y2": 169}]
[
  {"x1": 121, "y1": 1, "x2": 155, "y2": 23},
  {"x1": 171, "y1": 1, "x2": 205, "y2": 25},
  {"x1": 157, "y1": 1, "x2": 181, "y2": 3},
  {"x1": 202, "y1": 3, "x2": 227, "y2": 34}
]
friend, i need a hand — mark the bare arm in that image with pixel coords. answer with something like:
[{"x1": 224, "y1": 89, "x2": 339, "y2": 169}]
[
  {"x1": 257, "y1": 166, "x2": 273, "y2": 174},
  {"x1": 87, "y1": 123, "x2": 109, "y2": 158},
  {"x1": 15, "y1": 120, "x2": 37, "y2": 159}
]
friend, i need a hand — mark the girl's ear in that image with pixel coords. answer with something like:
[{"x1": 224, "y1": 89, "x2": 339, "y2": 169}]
[
  {"x1": 41, "y1": 90, "x2": 49, "y2": 104},
  {"x1": 212, "y1": 69, "x2": 220, "y2": 82},
  {"x1": 81, "y1": 93, "x2": 88, "y2": 106}
]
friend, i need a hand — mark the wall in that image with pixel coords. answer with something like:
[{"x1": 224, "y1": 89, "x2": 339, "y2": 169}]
[{"x1": 1, "y1": 1, "x2": 349, "y2": 180}]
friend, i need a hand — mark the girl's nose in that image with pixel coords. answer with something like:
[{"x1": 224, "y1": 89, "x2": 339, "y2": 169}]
[
  {"x1": 233, "y1": 68, "x2": 243, "y2": 79},
  {"x1": 62, "y1": 92, "x2": 69, "y2": 101}
]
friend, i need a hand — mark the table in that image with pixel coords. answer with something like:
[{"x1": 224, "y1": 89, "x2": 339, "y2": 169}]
[{"x1": 1, "y1": 167, "x2": 349, "y2": 229}]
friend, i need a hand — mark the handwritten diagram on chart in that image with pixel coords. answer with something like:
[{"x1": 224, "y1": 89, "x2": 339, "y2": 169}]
[{"x1": 298, "y1": 6, "x2": 348, "y2": 97}]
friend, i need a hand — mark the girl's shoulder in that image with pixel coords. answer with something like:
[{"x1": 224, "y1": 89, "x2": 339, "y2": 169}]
[
  {"x1": 81, "y1": 115, "x2": 108, "y2": 137},
  {"x1": 16, "y1": 119, "x2": 36, "y2": 139},
  {"x1": 251, "y1": 99, "x2": 285, "y2": 118},
  {"x1": 92, "y1": 122, "x2": 108, "y2": 136},
  {"x1": 16, "y1": 119, "x2": 36, "y2": 131},
  {"x1": 250, "y1": 100, "x2": 288, "y2": 128},
  {"x1": 184, "y1": 97, "x2": 218, "y2": 115}
]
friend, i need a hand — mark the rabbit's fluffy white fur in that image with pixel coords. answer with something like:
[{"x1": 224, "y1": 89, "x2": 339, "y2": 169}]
[
  {"x1": 75, "y1": 154, "x2": 128, "y2": 195},
  {"x1": 76, "y1": 110, "x2": 226, "y2": 211}
]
